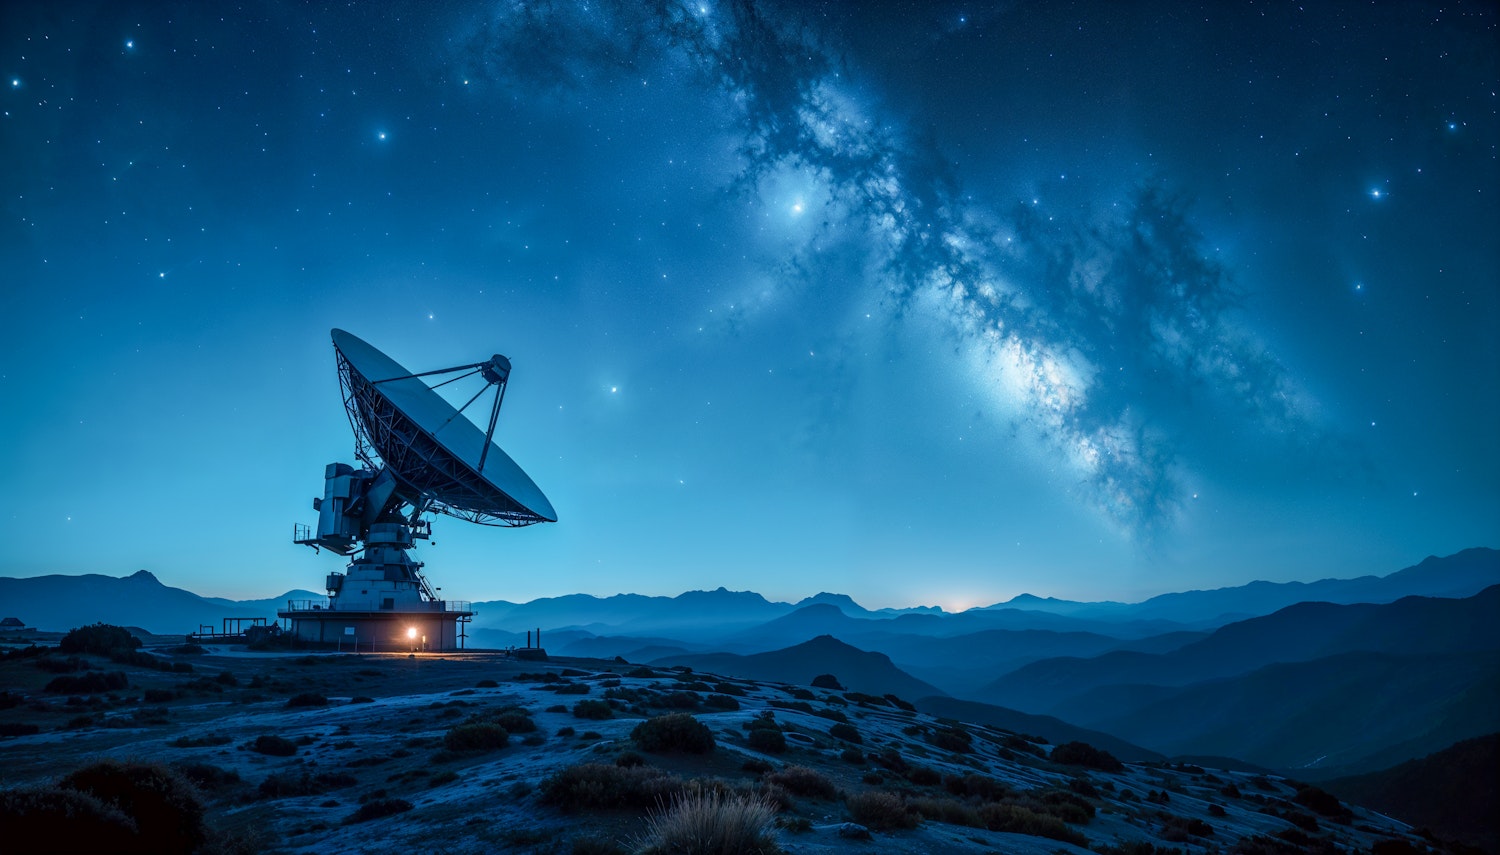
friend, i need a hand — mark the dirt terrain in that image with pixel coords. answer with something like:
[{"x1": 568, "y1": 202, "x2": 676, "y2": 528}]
[{"x1": 0, "y1": 633, "x2": 1431, "y2": 854}]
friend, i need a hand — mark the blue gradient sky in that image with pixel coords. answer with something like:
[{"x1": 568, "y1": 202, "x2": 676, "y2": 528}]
[{"x1": 2, "y1": 1, "x2": 1496, "y2": 608}]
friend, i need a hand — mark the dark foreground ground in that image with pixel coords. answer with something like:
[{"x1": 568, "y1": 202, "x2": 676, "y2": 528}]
[{"x1": 0, "y1": 631, "x2": 1466, "y2": 855}]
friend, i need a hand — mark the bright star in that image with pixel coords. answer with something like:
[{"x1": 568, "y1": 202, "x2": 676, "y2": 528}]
[
  {"x1": 610, "y1": 386, "x2": 618, "y2": 393},
  {"x1": 125, "y1": 39, "x2": 134, "y2": 49},
  {"x1": 9, "y1": 79, "x2": 18, "y2": 88},
  {"x1": 1369, "y1": 188, "x2": 1383, "y2": 200},
  {"x1": 790, "y1": 200, "x2": 804, "y2": 215}
]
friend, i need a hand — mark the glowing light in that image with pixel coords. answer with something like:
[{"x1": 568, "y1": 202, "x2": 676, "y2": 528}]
[
  {"x1": 610, "y1": 386, "x2": 618, "y2": 393},
  {"x1": 377, "y1": 131, "x2": 388, "y2": 141},
  {"x1": 790, "y1": 199, "x2": 804, "y2": 215},
  {"x1": 9, "y1": 79, "x2": 18, "y2": 88},
  {"x1": 406, "y1": 627, "x2": 417, "y2": 640},
  {"x1": 1369, "y1": 188, "x2": 1382, "y2": 200},
  {"x1": 125, "y1": 39, "x2": 134, "y2": 49}
]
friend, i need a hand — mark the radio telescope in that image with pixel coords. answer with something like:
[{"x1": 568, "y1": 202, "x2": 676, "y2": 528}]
[{"x1": 280, "y1": 329, "x2": 556, "y2": 651}]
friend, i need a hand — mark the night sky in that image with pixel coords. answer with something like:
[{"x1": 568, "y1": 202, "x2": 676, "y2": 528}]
[{"x1": 2, "y1": 1, "x2": 1496, "y2": 609}]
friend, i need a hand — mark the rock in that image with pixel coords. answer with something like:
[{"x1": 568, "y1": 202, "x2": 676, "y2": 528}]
[{"x1": 838, "y1": 822, "x2": 871, "y2": 840}]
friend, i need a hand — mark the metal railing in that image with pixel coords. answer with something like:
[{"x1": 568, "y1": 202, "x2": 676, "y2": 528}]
[{"x1": 282, "y1": 599, "x2": 471, "y2": 613}]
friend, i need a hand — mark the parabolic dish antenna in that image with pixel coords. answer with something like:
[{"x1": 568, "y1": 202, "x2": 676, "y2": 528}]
[
  {"x1": 280, "y1": 329, "x2": 555, "y2": 652},
  {"x1": 332, "y1": 329, "x2": 556, "y2": 526}
]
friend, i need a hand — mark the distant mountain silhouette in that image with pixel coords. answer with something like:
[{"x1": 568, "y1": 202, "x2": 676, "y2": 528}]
[
  {"x1": 985, "y1": 547, "x2": 1500, "y2": 625},
  {"x1": 1054, "y1": 651, "x2": 1500, "y2": 773},
  {"x1": 1322, "y1": 733, "x2": 1499, "y2": 854},
  {"x1": 978, "y1": 586, "x2": 1500, "y2": 712},
  {"x1": 0, "y1": 570, "x2": 316, "y2": 634},
  {"x1": 649, "y1": 635, "x2": 945, "y2": 701}
]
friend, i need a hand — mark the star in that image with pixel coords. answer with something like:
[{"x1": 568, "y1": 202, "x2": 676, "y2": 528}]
[
  {"x1": 125, "y1": 39, "x2": 134, "y2": 49},
  {"x1": 9, "y1": 79, "x2": 18, "y2": 88},
  {"x1": 377, "y1": 131, "x2": 388, "y2": 141}
]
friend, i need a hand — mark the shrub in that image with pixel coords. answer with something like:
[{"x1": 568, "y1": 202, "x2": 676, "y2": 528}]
[
  {"x1": 443, "y1": 722, "x2": 509, "y2": 752},
  {"x1": 171, "y1": 761, "x2": 240, "y2": 791},
  {"x1": 34, "y1": 655, "x2": 87, "y2": 673},
  {"x1": 712, "y1": 682, "x2": 745, "y2": 697},
  {"x1": 553, "y1": 682, "x2": 591, "y2": 695},
  {"x1": 59, "y1": 759, "x2": 206, "y2": 852},
  {"x1": 704, "y1": 693, "x2": 740, "y2": 711},
  {"x1": 557, "y1": 726, "x2": 576, "y2": 737},
  {"x1": 44, "y1": 671, "x2": 129, "y2": 694},
  {"x1": 142, "y1": 688, "x2": 175, "y2": 703},
  {"x1": 977, "y1": 803, "x2": 1086, "y2": 845},
  {"x1": 634, "y1": 713, "x2": 715, "y2": 754},
  {"x1": 928, "y1": 726, "x2": 973, "y2": 753},
  {"x1": 615, "y1": 750, "x2": 646, "y2": 768},
  {"x1": 660, "y1": 690, "x2": 701, "y2": 709},
  {"x1": 342, "y1": 797, "x2": 412, "y2": 824},
  {"x1": 490, "y1": 708, "x2": 537, "y2": 733},
  {"x1": 811, "y1": 673, "x2": 843, "y2": 690},
  {"x1": 1050, "y1": 740, "x2": 1124, "y2": 772},
  {"x1": 638, "y1": 791, "x2": 781, "y2": 855},
  {"x1": 828, "y1": 722, "x2": 862, "y2": 744},
  {"x1": 0, "y1": 786, "x2": 138, "y2": 850},
  {"x1": 906, "y1": 765, "x2": 941, "y2": 786},
  {"x1": 59, "y1": 623, "x2": 141, "y2": 655},
  {"x1": 476, "y1": 679, "x2": 499, "y2": 688},
  {"x1": 747, "y1": 727, "x2": 786, "y2": 755},
  {"x1": 1292, "y1": 785, "x2": 1350, "y2": 819},
  {"x1": 539, "y1": 763, "x2": 684, "y2": 811},
  {"x1": 765, "y1": 765, "x2": 837, "y2": 800},
  {"x1": 909, "y1": 795, "x2": 983, "y2": 827},
  {"x1": 945, "y1": 773, "x2": 1010, "y2": 801},
  {"x1": 572, "y1": 699, "x2": 613, "y2": 720},
  {"x1": 840, "y1": 747, "x2": 865, "y2": 764},
  {"x1": 627, "y1": 667, "x2": 657, "y2": 678},
  {"x1": 846, "y1": 790, "x2": 919, "y2": 831},
  {"x1": 0, "y1": 722, "x2": 41, "y2": 737},
  {"x1": 248, "y1": 734, "x2": 298, "y2": 756},
  {"x1": 883, "y1": 694, "x2": 915, "y2": 712},
  {"x1": 286, "y1": 692, "x2": 328, "y2": 708}
]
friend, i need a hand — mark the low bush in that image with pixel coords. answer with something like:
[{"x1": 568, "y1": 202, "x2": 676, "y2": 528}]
[
  {"x1": 765, "y1": 765, "x2": 837, "y2": 800},
  {"x1": 143, "y1": 688, "x2": 175, "y2": 703},
  {"x1": 44, "y1": 671, "x2": 129, "y2": 694},
  {"x1": 811, "y1": 673, "x2": 843, "y2": 690},
  {"x1": 171, "y1": 761, "x2": 240, "y2": 791},
  {"x1": 286, "y1": 692, "x2": 328, "y2": 708},
  {"x1": 906, "y1": 766, "x2": 941, "y2": 787},
  {"x1": 634, "y1": 713, "x2": 715, "y2": 754},
  {"x1": 59, "y1": 759, "x2": 207, "y2": 852},
  {"x1": 1050, "y1": 740, "x2": 1124, "y2": 772},
  {"x1": 840, "y1": 747, "x2": 865, "y2": 764},
  {"x1": 909, "y1": 795, "x2": 982, "y2": 827},
  {"x1": 846, "y1": 790, "x2": 919, "y2": 831},
  {"x1": 704, "y1": 693, "x2": 740, "y2": 711},
  {"x1": 944, "y1": 773, "x2": 1010, "y2": 801},
  {"x1": 828, "y1": 722, "x2": 862, "y2": 744},
  {"x1": 638, "y1": 791, "x2": 782, "y2": 855},
  {"x1": 572, "y1": 699, "x2": 614, "y2": 720},
  {"x1": 259, "y1": 770, "x2": 358, "y2": 799},
  {"x1": 443, "y1": 722, "x2": 509, "y2": 752},
  {"x1": 659, "y1": 690, "x2": 701, "y2": 709},
  {"x1": 0, "y1": 786, "x2": 137, "y2": 850},
  {"x1": 883, "y1": 694, "x2": 916, "y2": 712},
  {"x1": 0, "y1": 722, "x2": 41, "y2": 737},
  {"x1": 342, "y1": 797, "x2": 412, "y2": 824},
  {"x1": 475, "y1": 679, "x2": 499, "y2": 688},
  {"x1": 615, "y1": 750, "x2": 646, "y2": 768},
  {"x1": 539, "y1": 763, "x2": 684, "y2": 811},
  {"x1": 59, "y1": 623, "x2": 141, "y2": 656},
  {"x1": 712, "y1": 682, "x2": 745, "y2": 697},
  {"x1": 1292, "y1": 785, "x2": 1350, "y2": 819},
  {"x1": 34, "y1": 655, "x2": 87, "y2": 673},
  {"x1": 249, "y1": 734, "x2": 298, "y2": 756},
  {"x1": 928, "y1": 726, "x2": 973, "y2": 753},
  {"x1": 747, "y1": 728, "x2": 786, "y2": 755},
  {"x1": 977, "y1": 803, "x2": 1086, "y2": 845}
]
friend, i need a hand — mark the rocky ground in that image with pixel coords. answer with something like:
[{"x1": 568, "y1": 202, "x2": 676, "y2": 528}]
[{"x1": 0, "y1": 633, "x2": 1436, "y2": 854}]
